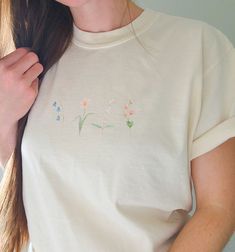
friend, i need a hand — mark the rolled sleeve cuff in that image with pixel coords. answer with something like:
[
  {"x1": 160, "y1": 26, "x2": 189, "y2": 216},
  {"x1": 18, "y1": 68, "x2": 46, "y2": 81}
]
[{"x1": 190, "y1": 116, "x2": 235, "y2": 160}]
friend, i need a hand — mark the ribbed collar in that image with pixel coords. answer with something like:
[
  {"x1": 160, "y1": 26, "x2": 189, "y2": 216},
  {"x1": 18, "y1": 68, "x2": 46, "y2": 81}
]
[{"x1": 72, "y1": 8, "x2": 160, "y2": 49}]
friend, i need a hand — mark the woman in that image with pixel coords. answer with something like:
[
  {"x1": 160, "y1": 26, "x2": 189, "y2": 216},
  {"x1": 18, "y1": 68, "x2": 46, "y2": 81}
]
[{"x1": 0, "y1": 0, "x2": 235, "y2": 252}]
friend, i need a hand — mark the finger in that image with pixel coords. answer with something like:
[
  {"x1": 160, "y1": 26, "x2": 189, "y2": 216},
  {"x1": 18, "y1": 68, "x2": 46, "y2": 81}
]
[
  {"x1": 31, "y1": 78, "x2": 39, "y2": 94},
  {"x1": 0, "y1": 47, "x2": 31, "y2": 68},
  {"x1": 10, "y1": 51, "x2": 40, "y2": 76},
  {"x1": 22, "y1": 63, "x2": 44, "y2": 85}
]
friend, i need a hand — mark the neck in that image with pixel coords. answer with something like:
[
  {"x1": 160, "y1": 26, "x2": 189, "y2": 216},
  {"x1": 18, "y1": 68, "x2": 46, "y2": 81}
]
[{"x1": 70, "y1": 0, "x2": 144, "y2": 33}]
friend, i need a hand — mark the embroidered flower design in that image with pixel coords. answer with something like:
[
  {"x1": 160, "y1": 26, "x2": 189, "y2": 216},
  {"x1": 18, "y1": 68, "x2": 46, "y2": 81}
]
[
  {"x1": 123, "y1": 99, "x2": 135, "y2": 128},
  {"x1": 91, "y1": 99, "x2": 115, "y2": 132},
  {"x1": 54, "y1": 96, "x2": 138, "y2": 135},
  {"x1": 73, "y1": 97, "x2": 95, "y2": 135},
  {"x1": 52, "y1": 101, "x2": 64, "y2": 121},
  {"x1": 105, "y1": 99, "x2": 115, "y2": 114},
  {"x1": 80, "y1": 97, "x2": 90, "y2": 110}
]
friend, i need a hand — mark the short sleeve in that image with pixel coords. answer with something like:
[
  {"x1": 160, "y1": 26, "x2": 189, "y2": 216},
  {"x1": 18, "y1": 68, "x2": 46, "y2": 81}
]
[{"x1": 190, "y1": 23, "x2": 235, "y2": 160}]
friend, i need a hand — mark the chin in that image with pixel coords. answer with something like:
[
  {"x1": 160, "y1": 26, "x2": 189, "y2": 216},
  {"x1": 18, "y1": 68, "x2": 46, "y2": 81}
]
[{"x1": 55, "y1": 0, "x2": 89, "y2": 7}]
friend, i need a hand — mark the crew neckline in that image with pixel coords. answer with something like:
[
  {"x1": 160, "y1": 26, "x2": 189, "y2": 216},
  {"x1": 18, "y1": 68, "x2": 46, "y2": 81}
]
[{"x1": 72, "y1": 8, "x2": 160, "y2": 49}]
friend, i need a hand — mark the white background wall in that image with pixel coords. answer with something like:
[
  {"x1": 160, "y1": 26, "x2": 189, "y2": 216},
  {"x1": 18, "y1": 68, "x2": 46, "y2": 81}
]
[{"x1": 137, "y1": 0, "x2": 235, "y2": 251}]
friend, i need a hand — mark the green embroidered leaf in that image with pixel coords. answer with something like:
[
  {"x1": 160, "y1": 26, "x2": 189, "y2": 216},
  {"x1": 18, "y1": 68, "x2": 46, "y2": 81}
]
[
  {"x1": 104, "y1": 125, "x2": 114, "y2": 128},
  {"x1": 127, "y1": 120, "x2": 134, "y2": 128},
  {"x1": 83, "y1": 112, "x2": 95, "y2": 121},
  {"x1": 91, "y1": 123, "x2": 102, "y2": 128},
  {"x1": 79, "y1": 116, "x2": 84, "y2": 131}
]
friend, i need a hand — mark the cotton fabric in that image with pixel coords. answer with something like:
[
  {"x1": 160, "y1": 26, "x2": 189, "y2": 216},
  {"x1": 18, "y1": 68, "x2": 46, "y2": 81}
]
[{"x1": 22, "y1": 8, "x2": 235, "y2": 252}]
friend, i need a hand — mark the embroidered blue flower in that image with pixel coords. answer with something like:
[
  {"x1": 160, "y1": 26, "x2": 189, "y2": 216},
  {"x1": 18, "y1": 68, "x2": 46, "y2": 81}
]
[{"x1": 52, "y1": 101, "x2": 64, "y2": 122}]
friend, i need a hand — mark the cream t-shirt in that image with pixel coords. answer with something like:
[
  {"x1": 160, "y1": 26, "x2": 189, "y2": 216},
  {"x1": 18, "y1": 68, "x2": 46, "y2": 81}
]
[{"x1": 22, "y1": 8, "x2": 235, "y2": 252}]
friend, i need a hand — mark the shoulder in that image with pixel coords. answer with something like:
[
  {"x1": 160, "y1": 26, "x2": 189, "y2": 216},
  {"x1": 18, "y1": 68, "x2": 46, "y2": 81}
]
[
  {"x1": 147, "y1": 8, "x2": 234, "y2": 64},
  {"x1": 149, "y1": 8, "x2": 232, "y2": 47}
]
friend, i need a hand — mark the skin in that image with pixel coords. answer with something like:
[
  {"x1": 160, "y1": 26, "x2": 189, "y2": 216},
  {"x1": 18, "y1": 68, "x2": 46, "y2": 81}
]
[
  {"x1": 55, "y1": 0, "x2": 144, "y2": 32},
  {"x1": 169, "y1": 137, "x2": 235, "y2": 251},
  {"x1": 0, "y1": 47, "x2": 43, "y2": 169}
]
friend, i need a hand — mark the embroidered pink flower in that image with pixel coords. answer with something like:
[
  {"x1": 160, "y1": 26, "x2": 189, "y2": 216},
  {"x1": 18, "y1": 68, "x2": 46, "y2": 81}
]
[
  {"x1": 124, "y1": 104, "x2": 129, "y2": 110},
  {"x1": 124, "y1": 108, "x2": 135, "y2": 117},
  {"x1": 80, "y1": 97, "x2": 90, "y2": 110},
  {"x1": 123, "y1": 99, "x2": 135, "y2": 128},
  {"x1": 73, "y1": 97, "x2": 95, "y2": 135}
]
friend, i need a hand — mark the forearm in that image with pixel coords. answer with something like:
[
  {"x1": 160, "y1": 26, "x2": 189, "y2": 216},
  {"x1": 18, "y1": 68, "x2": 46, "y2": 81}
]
[
  {"x1": 0, "y1": 122, "x2": 17, "y2": 171},
  {"x1": 168, "y1": 207, "x2": 235, "y2": 252}
]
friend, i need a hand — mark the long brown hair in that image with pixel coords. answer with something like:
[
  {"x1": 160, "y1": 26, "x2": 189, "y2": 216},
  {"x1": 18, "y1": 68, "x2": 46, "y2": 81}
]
[
  {"x1": 0, "y1": 0, "x2": 73, "y2": 251},
  {"x1": 0, "y1": 0, "x2": 143, "y2": 251}
]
